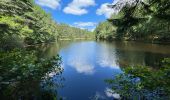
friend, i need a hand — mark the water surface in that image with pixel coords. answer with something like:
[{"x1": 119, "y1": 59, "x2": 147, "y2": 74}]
[
  {"x1": 39, "y1": 40, "x2": 170, "y2": 100},
  {"x1": 1, "y1": 40, "x2": 170, "y2": 100}
]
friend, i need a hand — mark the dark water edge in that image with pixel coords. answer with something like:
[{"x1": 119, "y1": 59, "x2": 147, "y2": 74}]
[
  {"x1": 98, "y1": 39, "x2": 170, "y2": 45},
  {"x1": 1, "y1": 40, "x2": 170, "y2": 100}
]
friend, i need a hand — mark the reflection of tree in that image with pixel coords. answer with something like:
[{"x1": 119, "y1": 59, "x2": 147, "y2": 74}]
[
  {"x1": 0, "y1": 49, "x2": 64, "y2": 100},
  {"x1": 113, "y1": 41, "x2": 170, "y2": 68},
  {"x1": 105, "y1": 58, "x2": 170, "y2": 99},
  {"x1": 27, "y1": 40, "x2": 73, "y2": 59}
]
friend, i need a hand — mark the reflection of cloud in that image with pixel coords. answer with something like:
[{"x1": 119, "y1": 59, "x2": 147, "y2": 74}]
[
  {"x1": 97, "y1": 43, "x2": 120, "y2": 69},
  {"x1": 61, "y1": 42, "x2": 96, "y2": 75},
  {"x1": 89, "y1": 92, "x2": 106, "y2": 100},
  {"x1": 105, "y1": 88, "x2": 120, "y2": 99},
  {"x1": 97, "y1": 53, "x2": 120, "y2": 69},
  {"x1": 98, "y1": 58, "x2": 119, "y2": 69},
  {"x1": 69, "y1": 59, "x2": 94, "y2": 75}
]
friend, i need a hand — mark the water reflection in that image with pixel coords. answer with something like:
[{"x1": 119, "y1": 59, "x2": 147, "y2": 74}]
[
  {"x1": 90, "y1": 92, "x2": 106, "y2": 100},
  {"x1": 2, "y1": 40, "x2": 170, "y2": 99},
  {"x1": 69, "y1": 59, "x2": 95, "y2": 75},
  {"x1": 105, "y1": 58, "x2": 170, "y2": 99},
  {"x1": 60, "y1": 42, "x2": 97, "y2": 75},
  {"x1": 0, "y1": 49, "x2": 64, "y2": 100},
  {"x1": 89, "y1": 88, "x2": 121, "y2": 100},
  {"x1": 39, "y1": 40, "x2": 170, "y2": 100},
  {"x1": 96, "y1": 42, "x2": 119, "y2": 69},
  {"x1": 105, "y1": 88, "x2": 120, "y2": 99},
  {"x1": 112, "y1": 41, "x2": 170, "y2": 67}
]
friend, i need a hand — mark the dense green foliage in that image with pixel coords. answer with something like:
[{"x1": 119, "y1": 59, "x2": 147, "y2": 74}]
[
  {"x1": 0, "y1": 1, "x2": 66, "y2": 99},
  {"x1": 0, "y1": 0, "x2": 56, "y2": 46},
  {"x1": 95, "y1": 21, "x2": 116, "y2": 40},
  {"x1": 0, "y1": 49, "x2": 63, "y2": 99},
  {"x1": 106, "y1": 58, "x2": 170, "y2": 99},
  {"x1": 56, "y1": 23, "x2": 94, "y2": 40},
  {"x1": 95, "y1": 0, "x2": 170, "y2": 42},
  {"x1": 0, "y1": 0, "x2": 93, "y2": 49}
]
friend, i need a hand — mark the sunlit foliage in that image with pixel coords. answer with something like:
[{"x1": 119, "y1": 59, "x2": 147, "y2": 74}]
[
  {"x1": 95, "y1": 21, "x2": 116, "y2": 41},
  {"x1": 0, "y1": 0, "x2": 93, "y2": 49}
]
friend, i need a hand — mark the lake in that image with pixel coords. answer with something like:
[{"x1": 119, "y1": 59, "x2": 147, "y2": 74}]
[
  {"x1": 34, "y1": 40, "x2": 170, "y2": 100},
  {"x1": 1, "y1": 40, "x2": 170, "y2": 100}
]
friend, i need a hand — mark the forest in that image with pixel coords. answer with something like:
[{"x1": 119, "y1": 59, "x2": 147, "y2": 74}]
[
  {"x1": 0, "y1": 0, "x2": 93, "y2": 49},
  {"x1": 95, "y1": 0, "x2": 170, "y2": 43},
  {"x1": 0, "y1": 0, "x2": 170, "y2": 100}
]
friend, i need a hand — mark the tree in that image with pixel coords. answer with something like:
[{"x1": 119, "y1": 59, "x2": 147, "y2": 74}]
[
  {"x1": 95, "y1": 0, "x2": 170, "y2": 42},
  {"x1": 95, "y1": 21, "x2": 116, "y2": 40},
  {"x1": 0, "y1": 0, "x2": 93, "y2": 48}
]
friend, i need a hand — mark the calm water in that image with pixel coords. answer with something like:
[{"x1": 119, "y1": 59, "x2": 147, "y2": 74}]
[
  {"x1": 1, "y1": 40, "x2": 170, "y2": 99},
  {"x1": 35, "y1": 40, "x2": 170, "y2": 100}
]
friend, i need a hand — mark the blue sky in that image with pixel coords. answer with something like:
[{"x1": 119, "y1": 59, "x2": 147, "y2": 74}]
[{"x1": 35, "y1": 0, "x2": 118, "y2": 31}]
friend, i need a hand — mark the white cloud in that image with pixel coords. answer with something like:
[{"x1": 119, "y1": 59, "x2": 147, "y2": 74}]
[
  {"x1": 90, "y1": 28, "x2": 95, "y2": 32},
  {"x1": 36, "y1": 0, "x2": 61, "y2": 9},
  {"x1": 110, "y1": 0, "x2": 140, "y2": 12},
  {"x1": 113, "y1": 0, "x2": 119, "y2": 5},
  {"x1": 74, "y1": 22, "x2": 97, "y2": 27},
  {"x1": 63, "y1": 0, "x2": 96, "y2": 15},
  {"x1": 96, "y1": 3, "x2": 116, "y2": 18},
  {"x1": 96, "y1": 0, "x2": 141, "y2": 18},
  {"x1": 73, "y1": 22, "x2": 97, "y2": 31}
]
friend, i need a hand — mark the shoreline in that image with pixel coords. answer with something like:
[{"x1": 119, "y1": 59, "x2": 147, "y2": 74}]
[{"x1": 24, "y1": 38, "x2": 95, "y2": 47}]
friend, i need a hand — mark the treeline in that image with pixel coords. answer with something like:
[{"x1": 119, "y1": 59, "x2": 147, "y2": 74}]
[
  {"x1": 95, "y1": 21, "x2": 116, "y2": 41},
  {"x1": 0, "y1": 0, "x2": 93, "y2": 49},
  {"x1": 95, "y1": 0, "x2": 170, "y2": 42},
  {"x1": 57, "y1": 23, "x2": 94, "y2": 40}
]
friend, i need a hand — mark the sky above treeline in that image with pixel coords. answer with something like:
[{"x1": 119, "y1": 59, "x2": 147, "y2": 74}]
[{"x1": 35, "y1": 0, "x2": 119, "y2": 31}]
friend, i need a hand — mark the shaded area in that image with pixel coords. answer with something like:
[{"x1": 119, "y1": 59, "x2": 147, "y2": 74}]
[{"x1": 0, "y1": 49, "x2": 64, "y2": 100}]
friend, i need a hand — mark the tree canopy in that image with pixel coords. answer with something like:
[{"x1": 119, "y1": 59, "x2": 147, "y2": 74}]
[
  {"x1": 95, "y1": 0, "x2": 170, "y2": 42},
  {"x1": 0, "y1": 0, "x2": 93, "y2": 49}
]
